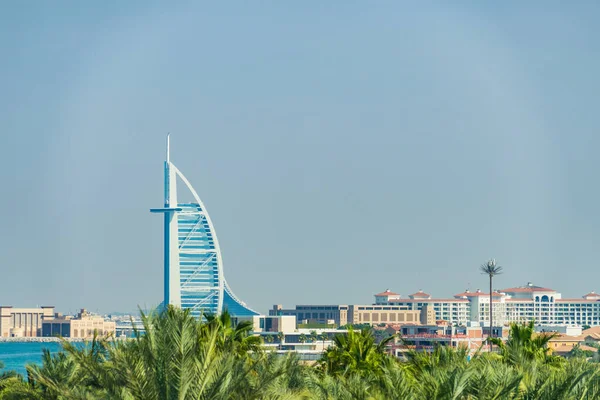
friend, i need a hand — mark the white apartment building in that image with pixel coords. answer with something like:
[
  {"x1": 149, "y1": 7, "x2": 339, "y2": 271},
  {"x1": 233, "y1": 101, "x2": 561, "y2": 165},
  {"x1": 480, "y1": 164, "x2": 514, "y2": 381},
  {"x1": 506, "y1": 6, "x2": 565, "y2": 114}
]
[
  {"x1": 382, "y1": 283, "x2": 600, "y2": 327},
  {"x1": 385, "y1": 290, "x2": 471, "y2": 325}
]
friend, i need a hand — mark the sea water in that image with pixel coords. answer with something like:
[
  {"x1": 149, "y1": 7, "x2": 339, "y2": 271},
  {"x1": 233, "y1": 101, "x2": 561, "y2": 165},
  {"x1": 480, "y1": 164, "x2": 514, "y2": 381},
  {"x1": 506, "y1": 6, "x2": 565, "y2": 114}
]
[{"x1": 0, "y1": 342, "x2": 63, "y2": 375}]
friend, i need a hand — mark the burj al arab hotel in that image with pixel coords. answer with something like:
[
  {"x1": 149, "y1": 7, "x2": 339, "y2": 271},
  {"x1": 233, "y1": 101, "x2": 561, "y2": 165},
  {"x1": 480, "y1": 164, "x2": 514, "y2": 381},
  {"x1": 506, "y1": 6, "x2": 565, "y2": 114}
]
[{"x1": 151, "y1": 135, "x2": 258, "y2": 318}]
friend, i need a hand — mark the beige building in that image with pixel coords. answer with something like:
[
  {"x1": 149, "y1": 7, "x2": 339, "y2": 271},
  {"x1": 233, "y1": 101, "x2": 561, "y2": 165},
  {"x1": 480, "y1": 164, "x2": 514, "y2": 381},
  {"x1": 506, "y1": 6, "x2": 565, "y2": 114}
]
[
  {"x1": 548, "y1": 326, "x2": 600, "y2": 355},
  {"x1": 348, "y1": 304, "x2": 435, "y2": 326},
  {"x1": 42, "y1": 309, "x2": 116, "y2": 339},
  {"x1": 271, "y1": 303, "x2": 436, "y2": 327},
  {"x1": 0, "y1": 306, "x2": 55, "y2": 337},
  {"x1": 242, "y1": 315, "x2": 297, "y2": 333}
]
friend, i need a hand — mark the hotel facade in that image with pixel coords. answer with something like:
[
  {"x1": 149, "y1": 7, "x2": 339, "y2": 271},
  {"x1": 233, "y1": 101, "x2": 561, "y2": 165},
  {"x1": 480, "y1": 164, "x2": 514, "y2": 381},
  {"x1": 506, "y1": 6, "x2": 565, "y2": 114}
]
[
  {"x1": 151, "y1": 136, "x2": 258, "y2": 318},
  {"x1": 377, "y1": 283, "x2": 600, "y2": 327}
]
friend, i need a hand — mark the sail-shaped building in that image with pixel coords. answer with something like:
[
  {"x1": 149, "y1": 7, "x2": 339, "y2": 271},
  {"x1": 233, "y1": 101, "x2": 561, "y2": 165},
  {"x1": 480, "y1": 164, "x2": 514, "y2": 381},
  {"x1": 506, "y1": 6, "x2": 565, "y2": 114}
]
[{"x1": 151, "y1": 135, "x2": 258, "y2": 318}]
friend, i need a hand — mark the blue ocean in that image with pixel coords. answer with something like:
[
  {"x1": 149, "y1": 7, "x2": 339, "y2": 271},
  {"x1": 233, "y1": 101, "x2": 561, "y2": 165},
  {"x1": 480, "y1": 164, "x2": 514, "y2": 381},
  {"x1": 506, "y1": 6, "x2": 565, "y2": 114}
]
[{"x1": 0, "y1": 342, "x2": 63, "y2": 375}]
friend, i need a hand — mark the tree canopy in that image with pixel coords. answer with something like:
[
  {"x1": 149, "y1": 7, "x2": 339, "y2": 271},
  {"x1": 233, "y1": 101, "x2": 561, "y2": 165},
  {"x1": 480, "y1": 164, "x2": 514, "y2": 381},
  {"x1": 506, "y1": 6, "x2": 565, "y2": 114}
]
[{"x1": 2, "y1": 308, "x2": 600, "y2": 399}]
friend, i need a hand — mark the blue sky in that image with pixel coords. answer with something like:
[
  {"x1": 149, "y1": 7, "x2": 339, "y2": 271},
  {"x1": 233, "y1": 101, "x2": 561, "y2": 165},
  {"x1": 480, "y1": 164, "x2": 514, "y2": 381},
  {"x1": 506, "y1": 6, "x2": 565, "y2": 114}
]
[{"x1": 1, "y1": 2, "x2": 600, "y2": 314}]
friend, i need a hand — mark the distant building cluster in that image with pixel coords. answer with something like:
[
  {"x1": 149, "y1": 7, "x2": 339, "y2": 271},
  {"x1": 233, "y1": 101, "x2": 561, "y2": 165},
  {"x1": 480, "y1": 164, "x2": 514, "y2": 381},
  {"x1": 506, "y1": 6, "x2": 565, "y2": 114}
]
[
  {"x1": 272, "y1": 283, "x2": 600, "y2": 329},
  {"x1": 374, "y1": 283, "x2": 600, "y2": 327},
  {"x1": 42, "y1": 309, "x2": 116, "y2": 339},
  {"x1": 265, "y1": 282, "x2": 600, "y2": 355},
  {"x1": 269, "y1": 301, "x2": 436, "y2": 326},
  {"x1": 0, "y1": 306, "x2": 115, "y2": 339}
]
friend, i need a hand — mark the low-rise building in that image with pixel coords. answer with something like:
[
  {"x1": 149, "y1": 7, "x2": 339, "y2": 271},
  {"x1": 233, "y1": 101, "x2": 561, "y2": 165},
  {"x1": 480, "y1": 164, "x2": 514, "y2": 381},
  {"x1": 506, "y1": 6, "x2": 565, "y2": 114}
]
[
  {"x1": 347, "y1": 304, "x2": 435, "y2": 325},
  {"x1": 535, "y1": 325, "x2": 582, "y2": 336},
  {"x1": 241, "y1": 315, "x2": 297, "y2": 333},
  {"x1": 41, "y1": 309, "x2": 116, "y2": 339},
  {"x1": 241, "y1": 314, "x2": 348, "y2": 361},
  {"x1": 548, "y1": 326, "x2": 600, "y2": 355},
  {"x1": 270, "y1": 304, "x2": 349, "y2": 326},
  {"x1": 0, "y1": 306, "x2": 55, "y2": 337},
  {"x1": 270, "y1": 303, "x2": 435, "y2": 327},
  {"x1": 388, "y1": 323, "x2": 493, "y2": 356},
  {"x1": 549, "y1": 335, "x2": 582, "y2": 355}
]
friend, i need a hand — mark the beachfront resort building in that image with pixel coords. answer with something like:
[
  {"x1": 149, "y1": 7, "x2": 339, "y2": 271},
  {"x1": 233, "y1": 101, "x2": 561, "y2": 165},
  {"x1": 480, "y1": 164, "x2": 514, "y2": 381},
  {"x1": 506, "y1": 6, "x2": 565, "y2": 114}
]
[
  {"x1": 272, "y1": 283, "x2": 600, "y2": 330},
  {"x1": 0, "y1": 306, "x2": 55, "y2": 337},
  {"x1": 380, "y1": 283, "x2": 600, "y2": 327}
]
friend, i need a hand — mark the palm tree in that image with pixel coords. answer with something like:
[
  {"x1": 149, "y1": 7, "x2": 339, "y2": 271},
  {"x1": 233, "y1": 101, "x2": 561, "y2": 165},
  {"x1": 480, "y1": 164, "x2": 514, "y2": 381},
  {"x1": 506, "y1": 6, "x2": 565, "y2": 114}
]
[
  {"x1": 310, "y1": 330, "x2": 318, "y2": 344},
  {"x1": 298, "y1": 333, "x2": 308, "y2": 345},
  {"x1": 318, "y1": 333, "x2": 327, "y2": 351},
  {"x1": 0, "y1": 360, "x2": 21, "y2": 395},
  {"x1": 277, "y1": 332, "x2": 285, "y2": 351},
  {"x1": 203, "y1": 310, "x2": 263, "y2": 356},
  {"x1": 243, "y1": 352, "x2": 313, "y2": 398},
  {"x1": 489, "y1": 320, "x2": 560, "y2": 365},
  {"x1": 480, "y1": 258, "x2": 503, "y2": 352},
  {"x1": 319, "y1": 327, "x2": 394, "y2": 377},
  {"x1": 16, "y1": 303, "x2": 600, "y2": 398},
  {"x1": 265, "y1": 334, "x2": 274, "y2": 348},
  {"x1": 1, "y1": 347, "x2": 100, "y2": 399},
  {"x1": 62, "y1": 305, "x2": 253, "y2": 399}
]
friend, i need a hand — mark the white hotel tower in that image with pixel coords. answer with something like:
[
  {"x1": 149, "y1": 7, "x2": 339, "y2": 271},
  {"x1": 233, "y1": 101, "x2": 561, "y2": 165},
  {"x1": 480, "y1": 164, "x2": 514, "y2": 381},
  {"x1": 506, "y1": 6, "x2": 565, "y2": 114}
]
[{"x1": 151, "y1": 135, "x2": 258, "y2": 318}]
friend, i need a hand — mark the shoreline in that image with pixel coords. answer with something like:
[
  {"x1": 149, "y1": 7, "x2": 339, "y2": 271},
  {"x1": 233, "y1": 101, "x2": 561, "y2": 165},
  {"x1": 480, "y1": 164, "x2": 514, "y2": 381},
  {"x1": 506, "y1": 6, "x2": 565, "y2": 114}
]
[
  {"x1": 0, "y1": 337, "x2": 124, "y2": 343},
  {"x1": 0, "y1": 337, "x2": 84, "y2": 343}
]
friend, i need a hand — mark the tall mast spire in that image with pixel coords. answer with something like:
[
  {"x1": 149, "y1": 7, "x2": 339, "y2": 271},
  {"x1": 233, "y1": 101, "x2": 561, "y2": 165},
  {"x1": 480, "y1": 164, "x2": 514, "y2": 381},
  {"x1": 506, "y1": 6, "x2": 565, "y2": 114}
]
[{"x1": 166, "y1": 133, "x2": 171, "y2": 164}]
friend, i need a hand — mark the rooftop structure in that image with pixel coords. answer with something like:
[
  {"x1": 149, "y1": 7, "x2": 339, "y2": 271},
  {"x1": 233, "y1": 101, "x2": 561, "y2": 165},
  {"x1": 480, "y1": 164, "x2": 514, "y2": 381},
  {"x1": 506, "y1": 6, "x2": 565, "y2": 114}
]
[
  {"x1": 374, "y1": 289, "x2": 401, "y2": 304},
  {"x1": 151, "y1": 136, "x2": 258, "y2": 318},
  {"x1": 408, "y1": 290, "x2": 431, "y2": 299}
]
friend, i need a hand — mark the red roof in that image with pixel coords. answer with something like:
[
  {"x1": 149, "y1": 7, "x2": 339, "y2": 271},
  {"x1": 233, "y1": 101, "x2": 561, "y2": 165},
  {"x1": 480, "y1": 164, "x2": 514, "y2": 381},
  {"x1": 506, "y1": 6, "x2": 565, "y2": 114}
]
[
  {"x1": 454, "y1": 290, "x2": 503, "y2": 298},
  {"x1": 454, "y1": 292, "x2": 485, "y2": 297},
  {"x1": 499, "y1": 286, "x2": 555, "y2": 293},
  {"x1": 389, "y1": 298, "x2": 469, "y2": 303},
  {"x1": 583, "y1": 292, "x2": 600, "y2": 298},
  {"x1": 408, "y1": 290, "x2": 431, "y2": 298},
  {"x1": 374, "y1": 290, "x2": 399, "y2": 297}
]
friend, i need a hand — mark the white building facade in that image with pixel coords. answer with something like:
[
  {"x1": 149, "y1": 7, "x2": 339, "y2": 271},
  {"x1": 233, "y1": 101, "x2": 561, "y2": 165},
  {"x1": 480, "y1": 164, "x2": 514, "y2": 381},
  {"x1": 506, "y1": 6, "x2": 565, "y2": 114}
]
[{"x1": 381, "y1": 283, "x2": 600, "y2": 327}]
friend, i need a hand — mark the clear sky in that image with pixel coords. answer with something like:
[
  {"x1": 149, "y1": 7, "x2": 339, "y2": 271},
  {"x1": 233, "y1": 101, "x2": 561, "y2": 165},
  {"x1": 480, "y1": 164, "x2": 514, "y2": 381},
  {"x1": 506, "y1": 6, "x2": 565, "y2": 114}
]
[{"x1": 1, "y1": 1, "x2": 599, "y2": 314}]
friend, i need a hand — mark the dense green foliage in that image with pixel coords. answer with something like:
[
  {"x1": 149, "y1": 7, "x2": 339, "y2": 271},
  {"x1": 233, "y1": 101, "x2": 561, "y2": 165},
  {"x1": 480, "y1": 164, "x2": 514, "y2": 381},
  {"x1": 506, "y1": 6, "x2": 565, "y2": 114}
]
[{"x1": 2, "y1": 307, "x2": 600, "y2": 399}]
